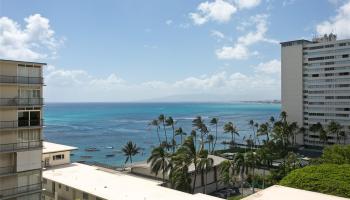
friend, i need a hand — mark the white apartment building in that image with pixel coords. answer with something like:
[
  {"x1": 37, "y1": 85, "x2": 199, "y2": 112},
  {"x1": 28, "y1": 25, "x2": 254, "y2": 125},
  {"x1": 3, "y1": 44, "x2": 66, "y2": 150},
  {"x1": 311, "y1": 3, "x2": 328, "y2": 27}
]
[
  {"x1": 0, "y1": 59, "x2": 45, "y2": 200},
  {"x1": 281, "y1": 34, "x2": 350, "y2": 146}
]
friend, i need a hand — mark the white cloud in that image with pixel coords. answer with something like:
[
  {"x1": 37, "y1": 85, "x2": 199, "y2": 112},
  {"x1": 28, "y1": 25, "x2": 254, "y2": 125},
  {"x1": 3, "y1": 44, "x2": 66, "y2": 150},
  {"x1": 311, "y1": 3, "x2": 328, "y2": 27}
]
[
  {"x1": 165, "y1": 20, "x2": 173, "y2": 25},
  {"x1": 282, "y1": 0, "x2": 296, "y2": 7},
  {"x1": 211, "y1": 30, "x2": 225, "y2": 40},
  {"x1": 190, "y1": 0, "x2": 237, "y2": 25},
  {"x1": 0, "y1": 14, "x2": 63, "y2": 61},
  {"x1": 316, "y1": 0, "x2": 350, "y2": 39},
  {"x1": 235, "y1": 0, "x2": 261, "y2": 9},
  {"x1": 44, "y1": 66, "x2": 280, "y2": 102},
  {"x1": 254, "y1": 59, "x2": 281, "y2": 74},
  {"x1": 216, "y1": 44, "x2": 249, "y2": 59},
  {"x1": 216, "y1": 14, "x2": 278, "y2": 60}
]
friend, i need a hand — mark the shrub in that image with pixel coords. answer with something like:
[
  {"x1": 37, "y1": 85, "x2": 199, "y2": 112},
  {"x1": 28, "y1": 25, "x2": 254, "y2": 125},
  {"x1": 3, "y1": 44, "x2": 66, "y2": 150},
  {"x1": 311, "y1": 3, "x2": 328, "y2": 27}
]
[
  {"x1": 280, "y1": 164, "x2": 350, "y2": 198},
  {"x1": 321, "y1": 145, "x2": 350, "y2": 164}
]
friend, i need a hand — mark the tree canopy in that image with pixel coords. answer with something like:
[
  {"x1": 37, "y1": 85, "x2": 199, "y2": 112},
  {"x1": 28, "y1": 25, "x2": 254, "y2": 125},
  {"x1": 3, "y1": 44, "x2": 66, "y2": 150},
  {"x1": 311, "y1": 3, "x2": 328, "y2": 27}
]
[{"x1": 280, "y1": 164, "x2": 350, "y2": 198}]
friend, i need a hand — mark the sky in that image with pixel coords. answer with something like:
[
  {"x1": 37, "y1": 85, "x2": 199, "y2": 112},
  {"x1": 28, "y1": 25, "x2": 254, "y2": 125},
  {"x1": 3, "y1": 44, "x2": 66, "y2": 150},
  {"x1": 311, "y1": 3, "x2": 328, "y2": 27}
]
[{"x1": 1, "y1": 0, "x2": 350, "y2": 102}]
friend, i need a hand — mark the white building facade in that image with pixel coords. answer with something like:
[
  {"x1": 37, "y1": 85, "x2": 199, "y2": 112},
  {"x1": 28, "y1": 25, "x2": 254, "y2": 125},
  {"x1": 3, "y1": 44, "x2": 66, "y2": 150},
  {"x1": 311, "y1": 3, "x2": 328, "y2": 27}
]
[{"x1": 281, "y1": 34, "x2": 350, "y2": 146}]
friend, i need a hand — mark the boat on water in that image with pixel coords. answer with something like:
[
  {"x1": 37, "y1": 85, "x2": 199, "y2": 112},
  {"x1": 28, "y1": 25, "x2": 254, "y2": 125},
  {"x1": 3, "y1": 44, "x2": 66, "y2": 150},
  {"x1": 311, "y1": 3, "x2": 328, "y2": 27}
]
[
  {"x1": 85, "y1": 147, "x2": 100, "y2": 152},
  {"x1": 105, "y1": 154, "x2": 115, "y2": 157},
  {"x1": 80, "y1": 155, "x2": 93, "y2": 159},
  {"x1": 105, "y1": 146, "x2": 114, "y2": 149}
]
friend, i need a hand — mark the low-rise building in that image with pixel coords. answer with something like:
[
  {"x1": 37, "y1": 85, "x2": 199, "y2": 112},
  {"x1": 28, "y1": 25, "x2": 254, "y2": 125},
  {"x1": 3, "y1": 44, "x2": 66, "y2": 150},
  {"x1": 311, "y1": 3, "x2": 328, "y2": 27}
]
[
  {"x1": 41, "y1": 142, "x2": 222, "y2": 200},
  {"x1": 131, "y1": 155, "x2": 227, "y2": 194}
]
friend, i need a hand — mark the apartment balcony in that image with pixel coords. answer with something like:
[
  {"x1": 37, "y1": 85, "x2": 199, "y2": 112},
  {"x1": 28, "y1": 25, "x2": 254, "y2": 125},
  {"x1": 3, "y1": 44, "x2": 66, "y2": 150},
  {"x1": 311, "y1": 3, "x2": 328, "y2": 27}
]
[
  {"x1": 0, "y1": 140, "x2": 42, "y2": 153},
  {"x1": 0, "y1": 165, "x2": 15, "y2": 177},
  {"x1": 0, "y1": 183, "x2": 42, "y2": 199},
  {"x1": 0, "y1": 119, "x2": 43, "y2": 130},
  {"x1": 0, "y1": 75, "x2": 43, "y2": 85},
  {"x1": 0, "y1": 98, "x2": 44, "y2": 107}
]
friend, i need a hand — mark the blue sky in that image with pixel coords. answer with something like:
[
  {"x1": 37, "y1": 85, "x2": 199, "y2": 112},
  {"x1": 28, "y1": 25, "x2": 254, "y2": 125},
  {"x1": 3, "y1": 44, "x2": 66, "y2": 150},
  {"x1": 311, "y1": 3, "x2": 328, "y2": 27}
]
[{"x1": 1, "y1": 0, "x2": 350, "y2": 102}]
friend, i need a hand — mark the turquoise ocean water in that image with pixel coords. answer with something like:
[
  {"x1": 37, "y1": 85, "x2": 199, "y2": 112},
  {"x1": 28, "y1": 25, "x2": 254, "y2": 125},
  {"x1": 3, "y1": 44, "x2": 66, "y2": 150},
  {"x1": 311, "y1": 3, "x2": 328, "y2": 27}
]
[{"x1": 44, "y1": 103, "x2": 281, "y2": 166}]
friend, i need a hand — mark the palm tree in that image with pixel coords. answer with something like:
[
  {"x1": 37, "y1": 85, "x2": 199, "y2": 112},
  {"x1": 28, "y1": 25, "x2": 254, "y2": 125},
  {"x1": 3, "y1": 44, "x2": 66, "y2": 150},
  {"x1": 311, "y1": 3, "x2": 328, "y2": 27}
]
[
  {"x1": 191, "y1": 130, "x2": 197, "y2": 149},
  {"x1": 207, "y1": 134, "x2": 214, "y2": 153},
  {"x1": 257, "y1": 123, "x2": 269, "y2": 143},
  {"x1": 223, "y1": 122, "x2": 239, "y2": 147},
  {"x1": 219, "y1": 160, "x2": 235, "y2": 186},
  {"x1": 210, "y1": 118, "x2": 219, "y2": 153},
  {"x1": 198, "y1": 149, "x2": 214, "y2": 194},
  {"x1": 122, "y1": 141, "x2": 140, "y2": 164},
  {"x1": 192, "y1": 116, "x2": 209, "y2": 149},
  {"x1": 175, "y1": 127, "x2": 186, "y2": 145},
  {"x1": 288, "y1": 122, "x2": 299, "y2": 147},
  {"x1": 245, "y1": 151, "x2": 257, "y2": 193},
  {"x1": 149, "y1": 119, "x2": 161, "y2": 145},
  {"x1": 256, "y1": 148, "x2": 268, "y2": 189},
  {"x1": 326, "y1": 121, "x2": 343, "y2": 144},
  {"x1": 234, "y1": 152, "x2": 250, "y2": 197},
  {"x1": 158, "y1": 114, "x2": 168, "y2": 144},
  {"x1": 310, "y1": 122, "x2": 326, "y2": 146},
  {"x1": 147, "y1": 146, "x2": 170, "y2": 182},
  {"x1": 166, "y1": 116, "x2": 176, "y2": 152}
]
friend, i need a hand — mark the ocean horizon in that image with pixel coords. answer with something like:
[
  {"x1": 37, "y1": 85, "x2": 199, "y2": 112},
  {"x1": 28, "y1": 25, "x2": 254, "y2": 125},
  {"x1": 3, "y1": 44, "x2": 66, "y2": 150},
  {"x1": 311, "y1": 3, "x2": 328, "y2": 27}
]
[{"x1": 44, "y1": 102, "x2": 281, "y2": 166}]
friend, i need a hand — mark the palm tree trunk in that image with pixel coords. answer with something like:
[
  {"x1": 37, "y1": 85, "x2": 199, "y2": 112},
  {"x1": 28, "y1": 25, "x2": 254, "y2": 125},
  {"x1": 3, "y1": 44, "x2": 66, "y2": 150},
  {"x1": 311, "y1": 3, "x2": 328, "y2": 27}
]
[
  {"x1": 192, "y1": 167, "x2": 197, "y2": 194},
  {"x1": 130, "y1": 156, "x2": 132, "y2": 163},
  {"x1": 163, "y1": 122, "x2": 168, "y2": 143},
  {"x1": 156, "y1": 127, "x2": 161, "y2": 145},
  {"x1": 213, "y1": 124, "x2": 218, "y2": 152},
  {"x1": 172, "y1": 125, "x2": 175, "y2": 153},
  {"x1": 205, "y1": 168, "x2": 208, "y2": 194}
]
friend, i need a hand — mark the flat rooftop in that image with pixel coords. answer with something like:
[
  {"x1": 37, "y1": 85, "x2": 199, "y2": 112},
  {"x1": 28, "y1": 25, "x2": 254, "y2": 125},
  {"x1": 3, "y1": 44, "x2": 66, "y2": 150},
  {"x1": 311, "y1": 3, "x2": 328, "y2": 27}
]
[
  {"x1": 242, "y1": 185, "x2": 348, "y2": 200},
  {"x1": 43, "y1": 141, "x2": 78, "y2": 154},
  {"x1": 43, "y1": 163, "x2": 221, "y2": 200},
  {"x1": 0, "y1": 58, "x2": 47, "y2": 65}
]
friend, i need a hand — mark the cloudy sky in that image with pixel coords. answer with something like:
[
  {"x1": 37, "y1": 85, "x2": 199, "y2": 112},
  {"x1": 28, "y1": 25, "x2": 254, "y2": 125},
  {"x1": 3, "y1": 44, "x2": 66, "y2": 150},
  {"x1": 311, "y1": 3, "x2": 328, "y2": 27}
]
[{"x1": 1, "y1": 0, "x2": 350, "y2": 102}]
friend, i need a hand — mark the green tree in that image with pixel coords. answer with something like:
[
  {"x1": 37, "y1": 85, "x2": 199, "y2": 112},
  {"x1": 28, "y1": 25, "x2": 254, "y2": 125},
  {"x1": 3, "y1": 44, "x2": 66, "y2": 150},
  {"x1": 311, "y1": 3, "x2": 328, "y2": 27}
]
[
  {"x1": 224, "y1": 122, "x2": 239, "y2": 147},
  {"x1": 326, "y1": 121, "x2": 343, "y2": 144},
  {"x1": 149, "y1": 119, "x2": 161, "y2": 145},
  {"x1": 166, "y1": 116, "x2": 176, "y2": 152},
  {"x1": 159, "y1": 114, "x2": 168, "y2": 144},
  {"x1": 210, "y1": 117, "x2": 219, "y2": 153},
  {"x1": 175, "y1": 127, "x2": 186, "y2": 145},
  {"x1": 192, "y1": 116, "x2": 209, "y2": 149},
  {"x1": 122, "y1": 141, "x2": 140, "y2": 164},
  {"x1": 147, "y1": 146, "x2": 170, "y2": 182},
  {"x1": 320, "y1": 145, "x2": 350, "y2": 164},
  {"x1": 198, "y1": 149, "x2": 214, "y2": 194}
]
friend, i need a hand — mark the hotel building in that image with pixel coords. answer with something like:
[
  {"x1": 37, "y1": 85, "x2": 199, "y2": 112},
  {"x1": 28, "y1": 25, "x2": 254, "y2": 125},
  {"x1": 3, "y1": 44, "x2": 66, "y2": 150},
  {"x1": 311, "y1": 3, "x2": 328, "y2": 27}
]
[
  {"x1": 281, "y1": 34, "x2": 350, "y2": 146},
  {"x1": 0, "y1": 59, "x2": 45, "y2": 199}
]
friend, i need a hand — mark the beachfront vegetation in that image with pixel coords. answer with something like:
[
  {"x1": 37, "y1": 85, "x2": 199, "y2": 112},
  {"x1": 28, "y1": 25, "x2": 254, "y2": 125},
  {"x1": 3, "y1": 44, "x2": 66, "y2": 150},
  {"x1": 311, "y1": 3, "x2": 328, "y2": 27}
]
[
  {"x1": 280, "y1": 164, "x2": 350, "y2": 198},
  {"x1": 122, "y1": 141, "x2": 140, "y2": 164},
  {"x1": 145, "y1": 112, "x2": 350, "y2": 197}
]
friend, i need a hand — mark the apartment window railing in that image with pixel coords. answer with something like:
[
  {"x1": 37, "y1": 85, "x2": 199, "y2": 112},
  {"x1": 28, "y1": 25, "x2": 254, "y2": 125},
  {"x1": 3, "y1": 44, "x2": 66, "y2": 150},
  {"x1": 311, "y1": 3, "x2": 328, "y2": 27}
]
[
  {"x1": 0, "y1": 183, "x2": 41, "y2": 198},
  {"x1": 0, "y1": 75, "x2": 43, "y2": 84},
  {"x1": 0, "y1": 98, "x2": 44, "y2": 106},
  {"x1": 0, "y1": 140, "x2": 42, "y2": 153},
  {"x1": 0, "y1": 165, "x2": 15, "y2": 176},
  {"x1": 0, "y1": 119, "x2": 43, "y2": 129}
]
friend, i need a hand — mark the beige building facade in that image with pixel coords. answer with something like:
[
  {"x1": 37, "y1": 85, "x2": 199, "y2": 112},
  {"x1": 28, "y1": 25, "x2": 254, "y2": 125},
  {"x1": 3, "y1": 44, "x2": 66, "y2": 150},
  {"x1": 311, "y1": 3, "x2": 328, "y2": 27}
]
[
  {"x1": 281, "y1": 34, "x2": 350, "y2": 146},
  {"x1": 0, "y1": 59, "x2": 45, "y2": 200}
]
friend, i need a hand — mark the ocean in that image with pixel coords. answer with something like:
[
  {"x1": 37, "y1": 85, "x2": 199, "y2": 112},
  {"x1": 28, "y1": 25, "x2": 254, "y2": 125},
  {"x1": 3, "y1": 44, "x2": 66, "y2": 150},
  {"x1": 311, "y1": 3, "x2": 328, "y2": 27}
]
[{"x1": 44, "y1": 102, "x2": 281, "y2": 166}]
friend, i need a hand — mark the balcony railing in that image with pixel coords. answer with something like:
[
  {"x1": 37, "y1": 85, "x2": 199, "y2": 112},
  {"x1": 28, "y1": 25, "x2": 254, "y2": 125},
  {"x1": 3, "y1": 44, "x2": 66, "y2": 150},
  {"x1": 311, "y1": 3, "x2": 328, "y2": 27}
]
[
  {"x1": 0, "y1": 165, "x2": 15, "y2": 176},
  {"x1": 0, "y1": 119, "x2": 43, "y2": 130},
  {"x1": 0, "y1": 183, "x2": 41, "y2": 198},
  {"x1": 0, "y1": 98, "x2": 44, "y2": 106},
  {"x1": 0, "y1": 140, "x2": 42, "y2": 153},
  {"x1": 0, "y1": 75, "x2": 43, "y2": 84}
]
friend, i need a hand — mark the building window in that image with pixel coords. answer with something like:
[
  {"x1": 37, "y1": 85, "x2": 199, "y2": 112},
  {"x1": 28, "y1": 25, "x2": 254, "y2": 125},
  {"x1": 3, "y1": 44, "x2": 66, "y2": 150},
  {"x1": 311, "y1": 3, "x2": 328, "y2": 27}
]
[
  {"x1": 83, "y1": 193, "x2": 89, "y2": 200},
  {"x1": 65, "y1": 186, "x2": 69, "y2": 191},
  {"x1": 53, "y1": 154, "x2": 65, "y2": 160},
  {"x1": 58, "y1": 184, "x2": 61, "y2": 189}
]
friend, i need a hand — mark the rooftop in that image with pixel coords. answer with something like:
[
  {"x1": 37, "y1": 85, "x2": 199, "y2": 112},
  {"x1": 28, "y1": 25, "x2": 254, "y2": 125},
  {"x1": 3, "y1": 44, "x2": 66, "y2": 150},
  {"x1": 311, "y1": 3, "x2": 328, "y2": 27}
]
[
  {"x1": 0, "y1": 58, "x2": 47, "y2": 65},
  {"x1": 43, "y1": 141, "x2": 78, "y2": 154},
  {"x1": 242, "y1": 185, "x2": 348, "y2": 200},
  {"x1": 43, "y1": 163, "x2": 221, "y2": 200}
]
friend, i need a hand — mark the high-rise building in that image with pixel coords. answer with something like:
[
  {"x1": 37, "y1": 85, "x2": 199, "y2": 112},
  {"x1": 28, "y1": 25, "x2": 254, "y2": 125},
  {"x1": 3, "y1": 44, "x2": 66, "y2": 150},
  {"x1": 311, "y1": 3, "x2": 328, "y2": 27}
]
[
  {"x1": 0, "y1": 59, "x2": 45, "y2": 200},
  {"x1": 281, "y1": 34, "x2": 350, "y2": 146}
]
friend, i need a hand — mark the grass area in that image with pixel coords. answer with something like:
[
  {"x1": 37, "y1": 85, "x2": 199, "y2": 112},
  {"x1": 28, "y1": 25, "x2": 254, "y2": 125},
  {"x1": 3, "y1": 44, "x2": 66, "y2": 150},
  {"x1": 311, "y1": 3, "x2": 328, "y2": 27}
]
[{"x1": 280, "y1": 164, "x2": 350, "y2": 198}]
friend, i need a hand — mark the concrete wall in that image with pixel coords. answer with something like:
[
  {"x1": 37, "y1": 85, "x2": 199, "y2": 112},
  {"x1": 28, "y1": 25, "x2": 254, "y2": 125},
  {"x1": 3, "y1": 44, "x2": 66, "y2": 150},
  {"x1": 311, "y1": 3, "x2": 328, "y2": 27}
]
[
  {"x1": 281, "y1": 44, "x2": 304, "y2": 145},
  {"x1": 17, "y1": 149, "x2": 42, "y2": 172},
  {"x1": 43, "y1": 151, "x2": 71, "y2": 167},
  {"x1": 0, "y1": 62, "x2": 17, "y2": 76}
]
